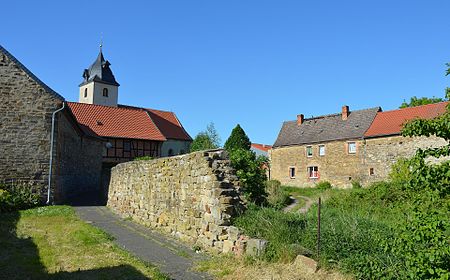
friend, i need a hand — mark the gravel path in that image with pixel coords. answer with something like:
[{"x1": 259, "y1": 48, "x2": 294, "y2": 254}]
[
  {"x1": 283, "y1": 195, "x2": 315, "y2": 214},
  {"x1": 74, "y1": 206, "x2": 212, "y2": 280}
]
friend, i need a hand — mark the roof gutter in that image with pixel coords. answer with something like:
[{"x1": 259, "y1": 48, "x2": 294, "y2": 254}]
[{"x1": 47, "y1": 102, "x2": 65, "y2": 205}]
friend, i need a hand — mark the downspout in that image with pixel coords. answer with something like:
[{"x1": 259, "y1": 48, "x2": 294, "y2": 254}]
[{"x1": 47, "y1": 102, "x2": 65, "y2": 205}]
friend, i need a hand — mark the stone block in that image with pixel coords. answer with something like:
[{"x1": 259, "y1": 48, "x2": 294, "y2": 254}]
[
  {"x1": 245, "y1": 238, "x2": 268, "y2": 257},
  {"x1": 222, "y1": 240, "x2": 235, "y2": 254},
  {"x1": 294, "y1": 255, "x2": 318, "y2": 274}
]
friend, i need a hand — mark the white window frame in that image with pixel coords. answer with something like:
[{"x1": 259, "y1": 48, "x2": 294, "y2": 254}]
[
  {"x1": 306, "y1": 146, "x2": 313, "y2": 157},
  {"x1": 319, "y1": 145, "x2": 325, "y2": 156},
  {"x1": 307, "y1": 166, "x2": 319, "y2": 179},
  {"x1": 348, "y1": 142, "x2": 357, "y2": 154},
  {"x1": 289, "y1": 166, "x2": 296, "y2": 179}
]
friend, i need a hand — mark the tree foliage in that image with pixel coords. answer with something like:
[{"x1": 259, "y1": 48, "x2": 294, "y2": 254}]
[
  {"x1": 229, "y1": 149, "x2": 268, "y2": 204},
  {"x1": 224, "y1": 124, "x2": 267, "y2": 204},
  {"x1": 190, "y1": 122, "x2": 221, "y2": 152},
  {"x1": 224, "y1": 124, "x2": 251, "y2": 152},
  {"x1": 400, "y1": 96, "x2": 444, "y2": 108},
  {"x1": 393, "y1": 67, "x2": 450, "y2": 278}
]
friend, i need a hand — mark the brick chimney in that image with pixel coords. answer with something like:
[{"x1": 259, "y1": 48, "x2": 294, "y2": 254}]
[
  {"x1": 342, "y1": 105, "x2": 349, "y2": 120},
  {"x1": 297, "y1": 114, "x2": 304, "y2": 125}
]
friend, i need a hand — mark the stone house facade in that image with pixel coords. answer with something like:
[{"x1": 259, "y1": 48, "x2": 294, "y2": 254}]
[
  {"x1": 0, "y1": 45, "x2": 103, "y2": 203},
  {"x1": 270, "y1": 106, "x2": 379, "y2": 187},
  {"x1": 270, "y1": 102, "x2": 448, "y2": 188}
]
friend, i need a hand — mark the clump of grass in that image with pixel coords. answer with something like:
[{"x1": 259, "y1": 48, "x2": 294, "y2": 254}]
[
  {"x1": 234, "y1": 204, "x2": 307, "y2": 261},
  {"x1": 265, "y1": 180, "x2": 291, "y2": 209}
]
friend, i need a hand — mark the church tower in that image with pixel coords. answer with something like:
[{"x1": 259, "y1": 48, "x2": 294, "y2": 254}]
[{"x1": 79, "y1": 47, "x2": 120, "y2": 107}]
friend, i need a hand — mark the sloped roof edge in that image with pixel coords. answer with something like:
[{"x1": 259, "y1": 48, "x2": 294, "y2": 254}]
[{"x1": 0, "y1": 44, "x2": 64, "y2": 101}]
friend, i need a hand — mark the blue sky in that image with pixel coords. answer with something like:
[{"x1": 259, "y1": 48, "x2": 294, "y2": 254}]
[{"x1": 2, "y1": 1, "x2": 450, "y2": 145}]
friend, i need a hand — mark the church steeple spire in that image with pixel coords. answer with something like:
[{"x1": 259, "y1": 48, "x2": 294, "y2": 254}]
[{"x1": 78, "y1": 47, "x2": 120, "y2": 107}]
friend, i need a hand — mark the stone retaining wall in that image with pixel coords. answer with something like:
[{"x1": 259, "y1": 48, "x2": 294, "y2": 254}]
[{"x1": 107, "y1": 149, "x2": 266, "y2": 255}]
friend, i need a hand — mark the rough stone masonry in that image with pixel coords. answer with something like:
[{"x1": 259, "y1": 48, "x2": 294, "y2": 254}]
[{"x1": 107, "y1": 149, "x2": 267, "y2": 255}]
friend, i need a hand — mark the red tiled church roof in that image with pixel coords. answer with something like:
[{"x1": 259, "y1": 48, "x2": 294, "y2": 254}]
[
  {"x1": 364, "y1": 102, "x2": 448, "y2": 137},
  {"x1": 67, "y1": 102, "x2": 191, "y2": 141},
  {"x1": 146, "y1": 109, "x2": 192, "y2": 141},
  {"x1": 251, "y1": 143, "x2": 272, "y2": 152}
]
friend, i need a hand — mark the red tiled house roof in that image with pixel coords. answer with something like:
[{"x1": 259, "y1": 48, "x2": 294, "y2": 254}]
[
  {"x1": 364, "y1": 102, "x2": 448, "y2": 138},
  {"x1": 251, "y1": 143, "x2": 272, "y2": 152},
  {"x1": 67, "y1": 102, "x2": 165, "y2": 141}
]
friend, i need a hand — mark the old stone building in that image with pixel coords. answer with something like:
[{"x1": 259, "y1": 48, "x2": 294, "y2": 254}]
[
  {"x1": 270, "y1": 106, "x2": 380, "y2": 187},
  {"x1": 362, "y1": 102, "x2": 448, "y2": 184},
  {"x1": 0, "y1": 44, "x2": 192, "y2": 203},
  {"x1": 0, "y1": 45, "x2": 103, "y2": 203},
  {"x1": 270, "y1": 102, "x2": 448, "y2": 188},
  {"x1": 72, "y1": 48, "x2": 192, "y2": 163}
]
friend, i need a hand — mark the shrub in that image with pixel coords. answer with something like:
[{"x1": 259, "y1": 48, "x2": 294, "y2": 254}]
[
  {"x1": 0, "y1": 182, "x2": 41, "y2": 212},
  {"x1": 0, "y1": 189, "x2": 13, "y2": 212},
  {"x1": 389, "y1": 157, "x2": 412, "y2": 186},
  {"x1": 351, "y1": 180, "x2": 362, "y2": 189},
  {"x1": 133, "y1": 156, "x2": 153, "y2": 161},
  {"x1": 229, "y1": 149, "x2": 268, "y2": 205},
  {"x1": 316, "y1": 181, "x2": 332, "y2": 190},
  {"x1": 265, "y1": 180, "x2": 290, "y2": 209}
]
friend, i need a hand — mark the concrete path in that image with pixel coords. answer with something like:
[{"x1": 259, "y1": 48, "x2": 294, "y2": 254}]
[
  {"x1": 283, "y1": 195, "x2": 314, "y2": 214},
  {"x1": 74, "y1": 206, "x2": 212, "y2": 280}
]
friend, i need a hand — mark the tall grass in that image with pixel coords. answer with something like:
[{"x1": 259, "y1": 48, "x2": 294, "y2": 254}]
[{"x1": 234, "y1": 181, "x2": 450, "y2": 279}]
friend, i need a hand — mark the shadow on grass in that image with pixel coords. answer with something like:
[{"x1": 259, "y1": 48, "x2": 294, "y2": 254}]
[{"x1": 0, "y1": 211, "x2": 155, "y2": 280}]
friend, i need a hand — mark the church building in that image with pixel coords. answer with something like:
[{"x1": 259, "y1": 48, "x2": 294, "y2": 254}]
[{"x1": 0, "y1": 44, "x2": 192, "y2": 204}]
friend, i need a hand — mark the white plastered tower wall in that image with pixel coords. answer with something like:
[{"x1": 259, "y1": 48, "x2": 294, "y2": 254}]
[{"x1": 79, "y1": 82, "x2": 118, "y2": 107}]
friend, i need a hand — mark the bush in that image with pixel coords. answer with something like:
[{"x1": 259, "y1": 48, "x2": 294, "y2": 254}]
[
  {"x1": 229, "y1": 149, "x2": 268, "y2": 205},
  {"x1": 0, "y1": 183, "x2": 41, "y2": 212},
  {"x1": 316, "y1": 181, "x2": 332, "y2": 190},
  {"x1": 0, "y1": 189, "x2": 13, "y2": 212},
  {"x1": 133, "y1": 156, "x2": 153, "y2": 161},
  {"x1": 389, "y1": 157, "x2": 413, "y2": 186},
  {"x1": 265, "y1": 180, "x2": 290, "y2": 209},
  {"x1": 351, "y1": 180, "x2": 362, "y2": 189}
]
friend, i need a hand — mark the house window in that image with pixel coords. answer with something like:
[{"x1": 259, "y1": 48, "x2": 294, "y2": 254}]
[
  {"x1": 103, "y1": 88, "x2": 109, "y2": 97},
  {"x1": 84, "y1": 88, "x2": 88, "y2": 98},
  {"x1": 348, "y1": 142, "x2": 356, "y2": 154},
  {"x1": 307, "y1": 166, "x2": 319, "y2": 179},
  {"x1": 289, "y1": 167, "x2": 296, "y2": 179},
  {"x1": 369, "y1": 168, "x2": 374, "y2": 176},
  {"x1": 306, "y1": 146, "x2": 313, "y2": 157},
  {"x1": 319, "y1": 145, "x2": 325, "y2": 156}
]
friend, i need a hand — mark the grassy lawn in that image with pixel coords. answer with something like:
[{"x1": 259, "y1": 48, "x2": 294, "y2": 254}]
[{"x1": 0, "y1": 206, "x2": 169, "y2": 280}]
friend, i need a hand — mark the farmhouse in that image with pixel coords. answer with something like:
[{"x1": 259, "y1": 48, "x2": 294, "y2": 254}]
[
  {"x1": 270, "y1": 103, "x2": 448, "y2": 187},
  {"x1": 0, "y1": 45, "x2": 191, "y2": 203}
]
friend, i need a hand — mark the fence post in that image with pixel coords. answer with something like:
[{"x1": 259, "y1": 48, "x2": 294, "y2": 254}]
[{"x1": 317, "y1": 196, "x2": 321, "y2": 265}]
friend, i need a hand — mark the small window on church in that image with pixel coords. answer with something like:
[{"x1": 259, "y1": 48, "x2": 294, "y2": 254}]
[
  {"x1": 84, "y1": 88, "x2": 88, "y2": 98},
  {"x1": 103, "y1": 88, "x2": 108, "y2": 97}
]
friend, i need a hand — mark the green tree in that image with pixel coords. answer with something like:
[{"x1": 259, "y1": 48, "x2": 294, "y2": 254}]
[
  {"x1": 224, "y1": 124, "x2": 267, "y2": 204},
  {"x1": 190, "y1": 122, "x2": 221, "y2": 152},
  {"x1": 229, "y1": 149, "x2": 268, "y2": 204},
  {"x1": 399, "y1": 96, "x2": 444, "y2": 108},
  {"x1": 224, "y1": 124, "x2": 251, "y2": 152}
]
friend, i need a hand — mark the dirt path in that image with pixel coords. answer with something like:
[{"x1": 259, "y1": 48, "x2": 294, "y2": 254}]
[{"x1": 283, "y1": 195, "x2": 314, "y2": 214}]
